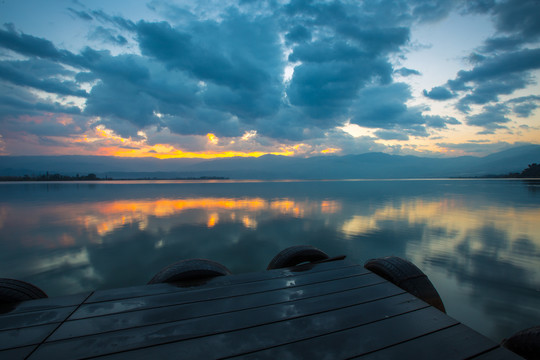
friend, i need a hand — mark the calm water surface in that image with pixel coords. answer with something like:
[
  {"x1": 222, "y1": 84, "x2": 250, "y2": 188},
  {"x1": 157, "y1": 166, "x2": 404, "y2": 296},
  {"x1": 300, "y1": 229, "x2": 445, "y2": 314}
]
[{"x1": 1, "y1": 179, "x2": 539, "y2": 341}]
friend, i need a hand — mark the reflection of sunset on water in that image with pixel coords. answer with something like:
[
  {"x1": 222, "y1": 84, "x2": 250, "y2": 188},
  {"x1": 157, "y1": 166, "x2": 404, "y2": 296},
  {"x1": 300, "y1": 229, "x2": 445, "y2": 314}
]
[
  {"x1": 85, "y1": 198, "x2": 341, "y2": 234},
  {"x1": 0, "y1": 197, "x2": 342, "y2": 247},
  {"x1": 341, "y1": 198, "x2": 540, "y2": 247}
]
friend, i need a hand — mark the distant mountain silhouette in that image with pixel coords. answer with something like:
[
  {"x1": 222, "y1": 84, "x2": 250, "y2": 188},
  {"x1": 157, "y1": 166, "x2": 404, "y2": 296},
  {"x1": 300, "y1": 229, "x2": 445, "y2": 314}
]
[{"x1": 1, "y1": 145, "x2": 539, "y2": 180}]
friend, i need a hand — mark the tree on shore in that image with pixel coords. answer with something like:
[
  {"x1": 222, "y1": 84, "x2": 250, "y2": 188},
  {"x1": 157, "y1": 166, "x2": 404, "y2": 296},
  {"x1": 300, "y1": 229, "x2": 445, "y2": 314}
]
[
  {"x1": 0, "y1": 173, "x2": 103, "y2": 181},
  {"x1": 520, "y1": 163, "x2": 540, "y2": 178}
]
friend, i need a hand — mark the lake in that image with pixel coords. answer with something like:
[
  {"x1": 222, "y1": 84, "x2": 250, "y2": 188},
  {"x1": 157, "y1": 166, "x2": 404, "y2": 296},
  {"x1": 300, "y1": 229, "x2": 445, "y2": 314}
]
[{"x1": 0, "y1": 179, "x2": 539, "y2": 342}]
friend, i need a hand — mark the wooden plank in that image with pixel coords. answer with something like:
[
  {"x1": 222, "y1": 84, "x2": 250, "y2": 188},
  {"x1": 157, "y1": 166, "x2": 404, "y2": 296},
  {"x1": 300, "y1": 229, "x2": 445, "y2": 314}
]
[
  {"x1": 352, "y1": 324, "x2": 498, "y2": 360},
  {"x1": 71, "y1": 265, "x2": 370, "y2": 319},
  {"x1": 91, "y1": 294, "x2": 432, "y2": 360},
  {"x1": 85, "y1": 260, "x2": 357, "y2": 303},
  {"x1": 470, "y1": 347, "x2": 525, "y2": 359},
  {"x1": 0, "y1": 345, "x2": 37, "y2": 359},
  {"x1": 0, "y1": 306, "x2": 76, "y2": 331},
  {"x1": 0, "y1": 293, "x2": 88, "y2": 316},
  {"x1": 0, "y1": 323, "x2": 58, "y2": 351},
  {"x1": 29, "y1": 283, "x2": 411, "y2": 359},
  {"x1": 223, "y1": 307, "x2": 458, "y2": 360},
  {"x1": 49, "y1": 273, "x2": 385, "y2": 341}
]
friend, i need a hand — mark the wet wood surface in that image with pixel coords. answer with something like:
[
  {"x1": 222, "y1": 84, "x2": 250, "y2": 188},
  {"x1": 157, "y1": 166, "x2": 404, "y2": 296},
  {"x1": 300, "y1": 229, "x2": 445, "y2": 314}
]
[{"x1": 0, "y1": 260, "x2": 523, "y2": 359}]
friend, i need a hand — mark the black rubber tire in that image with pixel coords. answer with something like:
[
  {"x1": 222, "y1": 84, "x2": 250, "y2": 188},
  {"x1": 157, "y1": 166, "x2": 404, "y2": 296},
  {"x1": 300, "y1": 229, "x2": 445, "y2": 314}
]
[
  {"x1": 148, "y1": 259, "x2": 232, "y2": 285},
  {"x1": 267, "y1": 245, "x2": 330, "y2": 270},
  {"x1": 0, "y1": 278, "x2": 48, "y2": 303},
  {"x1": 364, "y1": 256, "x2": 446, "y2": 313},
  {"x1": 502, "y1": 326, "x2": 540, "y2": 360}
]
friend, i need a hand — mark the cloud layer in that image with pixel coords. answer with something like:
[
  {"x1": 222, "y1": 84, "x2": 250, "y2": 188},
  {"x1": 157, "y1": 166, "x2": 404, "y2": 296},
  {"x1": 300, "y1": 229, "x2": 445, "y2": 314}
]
[{"x1": 0, "y1": 0, "x2": 539, "y2": 157}]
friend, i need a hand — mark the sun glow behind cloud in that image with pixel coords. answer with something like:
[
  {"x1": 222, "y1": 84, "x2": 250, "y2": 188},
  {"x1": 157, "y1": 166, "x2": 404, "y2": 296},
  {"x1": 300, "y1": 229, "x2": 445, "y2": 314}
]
[{"x1": 52, "y1": 123, "x2": 345, "y2": 159}]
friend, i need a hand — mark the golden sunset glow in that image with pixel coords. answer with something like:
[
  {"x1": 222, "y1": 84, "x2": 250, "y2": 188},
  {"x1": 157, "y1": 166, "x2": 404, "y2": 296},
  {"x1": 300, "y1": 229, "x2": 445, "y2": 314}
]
[
  {"x1": 207, "y1": 133, "x2": 218, "y2": 144},
  {"x1": 69, "y1": 125, "x2": 298, "y2": 159},
  {"x1": 109, "y1": 147, "x2": 295, "y2": 159},
  {"x1": 321, "y1": 148, "x2": 341, "y2": 154}
]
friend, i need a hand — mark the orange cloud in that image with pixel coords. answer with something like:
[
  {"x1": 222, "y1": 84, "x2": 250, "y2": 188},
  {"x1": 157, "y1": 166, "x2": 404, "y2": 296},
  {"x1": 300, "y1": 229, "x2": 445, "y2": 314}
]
[{"x1": 321, "y1": 148, "x2": 341, "y2": 154}]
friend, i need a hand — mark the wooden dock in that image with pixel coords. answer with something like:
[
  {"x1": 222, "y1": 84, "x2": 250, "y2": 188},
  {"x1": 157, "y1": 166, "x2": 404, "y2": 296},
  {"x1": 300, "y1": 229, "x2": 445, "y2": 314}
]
[{"x1": 0, "y1": 260, "x2": 523, "y2": 359}]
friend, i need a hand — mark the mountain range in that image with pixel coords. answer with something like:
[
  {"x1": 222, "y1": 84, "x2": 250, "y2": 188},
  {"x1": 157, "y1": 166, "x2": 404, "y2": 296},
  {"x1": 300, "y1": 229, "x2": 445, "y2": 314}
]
[{"x1": 1, "y1": 145, "x2": 539, "y2": 179}]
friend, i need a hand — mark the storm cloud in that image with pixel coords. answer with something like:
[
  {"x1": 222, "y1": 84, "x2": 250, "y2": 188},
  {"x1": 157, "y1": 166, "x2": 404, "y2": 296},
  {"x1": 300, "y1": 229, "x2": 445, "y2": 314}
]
[{"x1": 0, "y1": 0, "x2": 538, "y2": 156}]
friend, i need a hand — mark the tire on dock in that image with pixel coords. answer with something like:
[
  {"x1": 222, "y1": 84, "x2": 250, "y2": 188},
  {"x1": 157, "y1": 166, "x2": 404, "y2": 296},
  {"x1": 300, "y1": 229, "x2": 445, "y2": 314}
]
[
  {"x1": 0, "y1": 278, "x2": 48, "y2": 304},
  {"x1": 364, "y1": 256, "x2": 446, "y2": 313},
  {"x1": 502, "y1": 326, "x2": 540, "y2": 360},
  {"x1": 148, "y1": 259, "x2": 232, "y2": 285},
  {"x1": 267, "y1": 245, "x2": 330, "y2": 270}
]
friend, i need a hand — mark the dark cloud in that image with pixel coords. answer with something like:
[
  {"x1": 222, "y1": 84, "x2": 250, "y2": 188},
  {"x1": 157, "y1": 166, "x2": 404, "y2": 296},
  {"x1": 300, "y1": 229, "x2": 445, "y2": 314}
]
[
  {"x1": 0, "y1": 24, "x2": 65, "y2": 60},
  {"x1": 90, "y1": 9, "x2": 137, "y2": 32},
  {"x1": 460, "y1": 0, "x2": 496, "y2": 14},
  {"x1": 279, "y1": 0, "x2": 417, "y2": 131},
  {"x1": 0, "y1": 59, "x2": 88, "y2": 97},
  {"x1": 255, "y1": 105, "x2": 327, "y2": 141},
  {"x1": 1, "y1": 0, "x2": 538, "y2": 153},
  {"x1": 89, "y1": 26, "x2": 128, "y2": 46},
  {"x1": 481, "y1": 35, "x2": 523, "y2": 53},
  {"x1": 79, "y1": 53, "x2": 202, "y2": 136},
  {"x1": 136, "y1": 16, "x2": 279, "y2": 92},
  {"x1": 374, "y1": 130, "x2": 409, "y2": 141},
  {"x1": 457, "y1": 75, "x2": 532, "y2": 112},
  {"x1": 351, "y1": 83, "x2": 434, "y2": 139},
  {"x1": 423, "y1": 86, "x2": 455, "y2": 100},
  {"x1": 512, "y1": 102, "x2": 538, "y2": 118},
  {"x1": 395, "y1": 67, "x2": 421, "y2": 77},
  {"x1": 435, "y1": 141, "x2": 523, "y2": 155},
  {"x1": 466, "y1": 104, "x2": 511, "y2": 134},
  {"x1": 84, "y1": 82, "x2": 158, "y2": 132},
  {"x1": 462, "y1": 0, "x2": 540, "y2": 50},
  {"x1": 434, "y1": 48, "x2": 540, "y2": 112},
  {"x1": 490, "y1": 0, "x2": 540, "y2": 48},
  {"x1": 67, "y1": 8, "x2": 93, "y2": 21},
  {"x1": 287, "y1": 57, "x2": 391, "y2": 120},
  {"x1": 424, "y1": 1, "x2": 540, "y2": 119},
  {"x1": 284, "y1": 25, "x2": 311, "y2": 44},
  {"x1": 411, "y1": 0, "x2": 455, "y2": 23},
  {"x1": 453, "y1": 48, "x2": 540, "y2": 85},
  {"x1": 0, "y1": 82, "x2": 82, "y2": 120},
  {"x1": 135, "y1": 11, "x2": 284, "y2": 128},
  {"x1": 507, "y1": 95, "x2": 540, "y2": 118},
  {"x1": 163, "y1": 109, "x2": 242, "y2": 138},
  {"x1": 425, "y1": 115, "x2": 461, "y2": 128},
  {"x1": 0, "y1": 94, "x2": 81, "y2": 118}
]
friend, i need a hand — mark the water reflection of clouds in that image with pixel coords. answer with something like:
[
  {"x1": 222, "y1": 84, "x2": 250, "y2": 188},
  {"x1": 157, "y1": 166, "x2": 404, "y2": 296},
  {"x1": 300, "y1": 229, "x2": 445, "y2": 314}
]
[
  {"x1": 340, "y1": 197, "x2": 540, "y2": 250},
  {"x1": 87, "y1": 198, "x2": 340, "y2": 236},
  {"x1": 336, "y1": 194, "x2": 540, "y2": 340},
  {"x1": 0, "y1": 198, "x2": 339, "y2": 247},
  {"x1": 0, "y1": 181, "x2": 539, "y2": 342}
]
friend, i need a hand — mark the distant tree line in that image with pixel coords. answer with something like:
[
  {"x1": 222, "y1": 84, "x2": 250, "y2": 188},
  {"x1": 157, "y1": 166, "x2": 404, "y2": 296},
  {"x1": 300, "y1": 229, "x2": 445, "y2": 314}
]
[
  {"x1": 501, "y1": 163, "x2": 540, "y2": 178},
  {"x1": 0, "y1": 173, "x2": 229, "y2": 181},
  {"x1": 0, "y1": 172, "x2": 104, "y2": 181}
]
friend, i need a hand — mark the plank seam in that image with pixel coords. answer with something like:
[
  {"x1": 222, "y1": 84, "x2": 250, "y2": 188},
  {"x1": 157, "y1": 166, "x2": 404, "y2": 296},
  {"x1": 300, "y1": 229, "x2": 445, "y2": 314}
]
[
  {"x1": 346, "y1": 323, "x2": 462, "y2": 359},
  {"x1": 24, "y1": 291, "x2": 94, "y2": 360},
  {"x1": 85, "y1": 263, "x2": 363, "y2": 304},
  {"x1": 463, "y1": 345, "x2": 503, "y2": 360},
  {"x1": 47, "y1": 280, "x2": 397, "y2": 342},
  {"x1": 88, "y1": 298, "x2": 429, "y2": 360},
  {"x1": 218, "y1": 306, "x2": 438, "y2": 360},
  {"x1": 71, "y1": 272, "x2": 379, "y2": 321}
]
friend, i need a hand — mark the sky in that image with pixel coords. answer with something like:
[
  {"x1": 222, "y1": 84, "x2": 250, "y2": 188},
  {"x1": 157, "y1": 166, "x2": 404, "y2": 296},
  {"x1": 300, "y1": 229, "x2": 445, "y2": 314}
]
[{"x1": 0, "y1": 0, "x2": 539, "y2": 159}]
